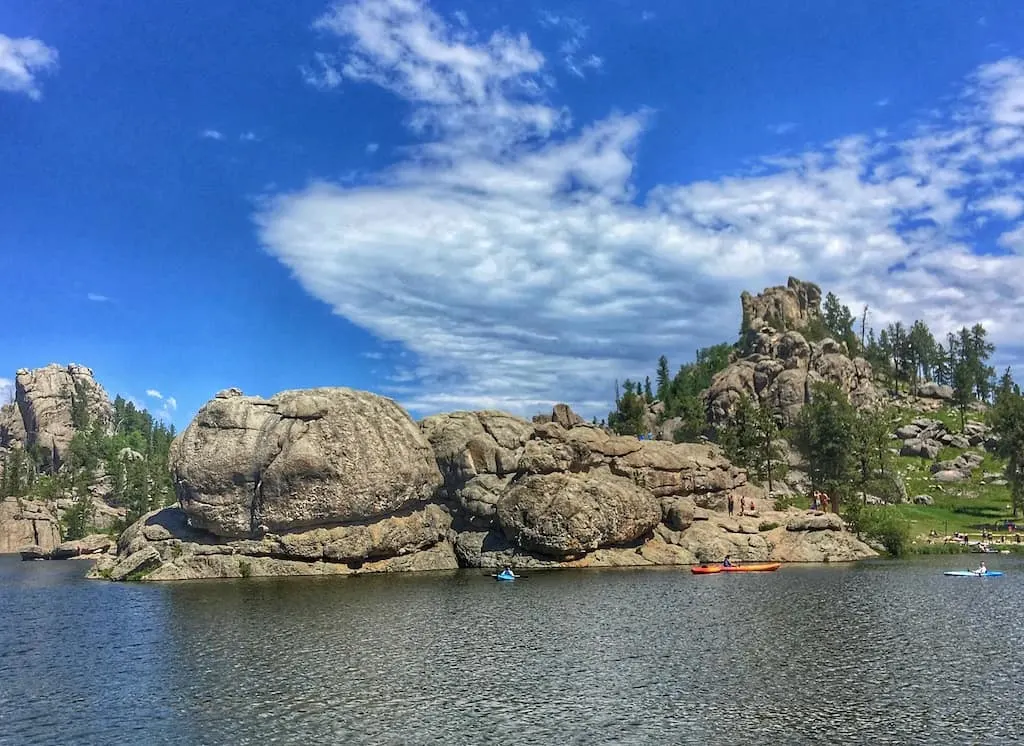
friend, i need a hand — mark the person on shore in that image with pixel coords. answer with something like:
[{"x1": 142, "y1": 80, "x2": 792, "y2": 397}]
[
  {"x1": 728, "y1": 494, "x2": 735, "y2": 516},
  {"x1": 739, "y1": 496, "x2": 746, "y2": 516}
]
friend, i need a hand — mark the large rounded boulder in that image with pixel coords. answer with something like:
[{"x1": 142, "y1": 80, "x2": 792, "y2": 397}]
[
  {"x1": 171, "y1": 387, "x2": 443, "y2": 538},
  {"x1": 496, "y1": 470, "x2": 660, "y2": 558}
]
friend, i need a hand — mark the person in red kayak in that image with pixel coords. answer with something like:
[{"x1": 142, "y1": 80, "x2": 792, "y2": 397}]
[{"x1": 722, "y1": 554, "x2": 734, "y2": 567}]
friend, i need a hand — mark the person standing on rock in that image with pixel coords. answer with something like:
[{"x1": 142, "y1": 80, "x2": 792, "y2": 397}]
[
  {"x1": 739, "y1": 496, "x2": 746, "y2": 516},
  {"x1": 728, "y1": 494, "x2": 735, "y2": 516}
]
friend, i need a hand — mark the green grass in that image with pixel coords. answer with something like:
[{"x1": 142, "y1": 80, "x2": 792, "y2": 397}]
[{"x1": 869, "y1": 402, "x2": 1020, "y2": 543}]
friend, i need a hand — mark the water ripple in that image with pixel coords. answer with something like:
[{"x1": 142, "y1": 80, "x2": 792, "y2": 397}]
[{"x1": 2, "y1": 557, "x2": 1023, "y2": 745}]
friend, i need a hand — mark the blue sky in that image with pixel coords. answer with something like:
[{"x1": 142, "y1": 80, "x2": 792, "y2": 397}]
[{"x1": 2, "y1": 0, "x2": 1024, "y2": 428}]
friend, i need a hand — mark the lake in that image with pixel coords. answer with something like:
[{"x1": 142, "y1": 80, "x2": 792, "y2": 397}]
[{"x1": 1, "y1": 554, "x2": 1022, "y2": 745}]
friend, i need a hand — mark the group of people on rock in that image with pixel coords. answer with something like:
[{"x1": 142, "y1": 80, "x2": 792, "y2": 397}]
[
  {"x1": 727, "y1": 494, "x2": 756, "y2": 516},
  {"x1": 811, "y1": 490, "x2": 831, "y2": 512}
]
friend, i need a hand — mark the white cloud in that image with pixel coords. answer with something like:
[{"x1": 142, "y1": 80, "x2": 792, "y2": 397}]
[
  {"x1": 300, "y1": 51, "x2": 344, "y2": 90},
  {"x1": 142, "y1": 390, "x2": 177, "y2": 422},
  {"x1": 240, "y1": 131, "x2": 259, "y2": 142},
  {"x1": 976, "y1": 194, "x2": 1024, "y2": 220},
  {"x1": 259, "y1": 1, "x2": 1024, "y2": 419},
  {"x1": 0, "y1": 33, "x2": 58, "y2": 100},
  {"x1": 366, "y1": 141, "x2": 380, "y2": 153},
  {"x1": 998, "y1": 223, "x2": 1024, "y2": 253},
  {"x1": 0, "y1": 377, "x2": 14, "y2": 405},
  {"x1": 86, "y1": 292, "x2": 110, "y2": 302},
  {"x1": 201, "y1": 129, "x2": 225, "y2": 140},
  {"x1": 768, "y1": 122, "x2": 797, "y2": 135},
  {"x1": 538, "y1": 11, "x2": 602, "y2": 79},
  {"x1": 876, "y1": 98, "x2": 890, "y2": 107}
]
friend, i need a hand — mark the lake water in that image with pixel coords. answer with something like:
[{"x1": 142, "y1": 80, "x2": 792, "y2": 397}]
[{"x1": 1, "y1": 554, "x2": 1022, "y2": 745}]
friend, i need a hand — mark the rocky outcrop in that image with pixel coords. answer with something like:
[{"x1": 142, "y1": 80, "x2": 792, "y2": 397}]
[
  {"x1": 705, "y1": 280, "x2": 878, "y2": 427},
  {"x1": 705, "y1": 332, "x2": 878, "y2": 426},
  {"x1": 88, "y1": 505, "x2": 459, "y2": 581},
  {"x1": 917, "y1": 382, "x2": 954, "y2": 401},
  {"x1": 896, "y1": 417, "x2": 994, "y2": 482},
  {"x1": 0, "y1": 497, "x2": 61, "y2": 554},
  {"x1": 9, "y1": 363, "x2": 112, "y2": 466},
  {"x1": 497, "y1": 471, "x2": 660, "y2": 558},
  {"x1": 171, "y1": 387, "x2": 443, "y2": 538},
  {"x1": 740, "y1": 276, "x2": 822, "y2": 335},
  {"x1": 92, "y1": 394, "x2": 876, "y2": 581}
]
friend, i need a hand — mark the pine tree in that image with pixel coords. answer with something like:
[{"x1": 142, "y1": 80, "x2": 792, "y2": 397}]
[
  {"x1": 655, "y1": 356, "x2": 671, "y2": 401},
  {"x1": 792, "y1": 382, "x2": 857, "y2": 509},
  {"x1": 989, "y1": 382, "x2": 1024, "y2": 517}
]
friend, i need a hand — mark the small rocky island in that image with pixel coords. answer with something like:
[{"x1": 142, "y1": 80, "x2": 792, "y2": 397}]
[{"x1": 88, "y1": 389, "x2": 874, "y2": 582}]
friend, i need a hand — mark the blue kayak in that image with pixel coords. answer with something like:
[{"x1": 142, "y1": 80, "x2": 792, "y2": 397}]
[
  {"x1": 495, "y1": 571, "x2": 516, "y2": 581},
  {"x1": 943, "y1": 570, "x2": 1004, "y2": 577}
]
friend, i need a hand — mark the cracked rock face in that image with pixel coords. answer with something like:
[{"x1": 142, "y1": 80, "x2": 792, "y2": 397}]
[
  {"x1": 10, "y1": 363, "x2": 113, "y2": 464},
  {"x1": 170, "y1": 387, "x2": 443, "y2": 538}
]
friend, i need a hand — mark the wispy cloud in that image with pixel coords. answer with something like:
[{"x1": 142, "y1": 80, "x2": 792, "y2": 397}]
[
  {"x1": 201, "y1": 129, "x2": 225, "y2": 140},
  {"x1": 240, "y1": 131, "x2": 259, "y2": 142},
  {"x1": 538, "y1": 11, "x2": 603, "y2": 79},
  {"x1": 768, "y1": 122, "x2": 797, "y2": 135},
  {"x1": 366, "y1": 142, "x2": 379, "y2": 154},
  {"x1": 143, "y1": 389, "x2": 178, "y2": 422},
  {"x1": 300, "y1": 51, "x2": 343, "y2": 90},
  {"x1": 876, "y1": 97, "x2": 891, "y2": 107},
  {"x1": 260, "y1": 1, "x2": 1024, "y2": 418},
  {"x1": 86, "y1": 292, "x2": 110, "y2": 302},
  {"x1": 0, "y1": 33, "x2": 58, "y2": 100}
]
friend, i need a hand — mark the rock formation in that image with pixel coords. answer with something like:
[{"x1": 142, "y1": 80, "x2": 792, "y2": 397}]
[
  {"x1": 705, "y1": 280, "x2": 878, "y2": 426},
  {"x1": 170, "y1": 387, "x2": 442, "y2": 538},
  {"x1": 0, "y1": 497, "x2": 61, "y2": 554},
  {"x1": 7, "y1": 363, "x2": 113, "y2": 466},
  {"x1": 0, "y1": 363, "x2": 129, "y2": 550},
  {"x1": 90, "y1": 388, "x2": 876, "y2": 581},
  {"x1": 740, "y1": 276, "x2": 822, "y2": 336}
]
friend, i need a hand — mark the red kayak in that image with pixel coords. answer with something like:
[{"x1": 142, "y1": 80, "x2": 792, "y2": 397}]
[{"x1": 691, "y1": 562, "x2": 781, "y2": 574}]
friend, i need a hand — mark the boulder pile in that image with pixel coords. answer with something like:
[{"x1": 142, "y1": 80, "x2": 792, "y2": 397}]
[{"x1": 89, "y1": 386, "x2": 877, "y2": 582}]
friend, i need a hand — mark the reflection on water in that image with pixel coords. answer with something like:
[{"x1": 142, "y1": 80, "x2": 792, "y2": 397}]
[{"x1": 2, "y1": 555, "x2": 1022, "y2": 745}]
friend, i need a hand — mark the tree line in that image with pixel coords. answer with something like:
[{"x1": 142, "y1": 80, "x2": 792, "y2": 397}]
[
  {"x1": 604, "y1": 283, "x2": 1024, "y2": 521},
  {"x1": 0, "y1": 392, "x2": 176, "y2": 539}
]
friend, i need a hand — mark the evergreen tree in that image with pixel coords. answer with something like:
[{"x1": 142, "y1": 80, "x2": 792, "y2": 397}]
[
  {"x1": 792, "y1": 382, "x2": 857, "y2": 509},
  {"x1": 643, "y1": 376, "x2": 654, "y2": 403},
  {"x1": 850, "y1": 406, "x2": 899, "y2": 502},
  {"x1": 720, "y1": 395, "x2": 785, "y2": 493},
  {"x1": 655, "y1": 356, "x2": 671, "y2": 401},
  {"x1": 906, "y1": 320, "x2": 938, "y2": 392},
  {"x1": 822, "y1": 291, "x2": 859, "y2": 353},
  {"x1": 989, "y1": 382, "x2": 1024, "y2": 517},
  {"x1": 609, "y1": 379, "x2": 647, "y2": 436}
]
